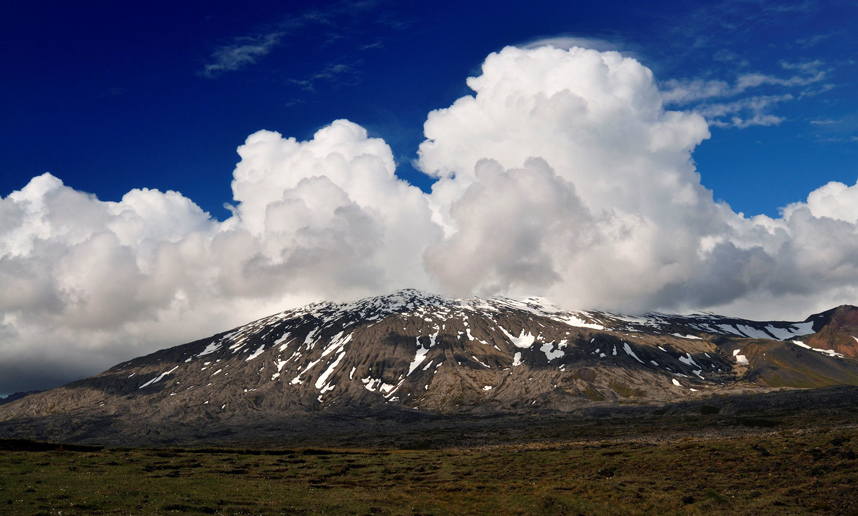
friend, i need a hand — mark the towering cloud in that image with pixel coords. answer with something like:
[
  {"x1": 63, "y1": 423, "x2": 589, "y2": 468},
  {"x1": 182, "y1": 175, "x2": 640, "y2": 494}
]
[
  {"x1": 2, "y1": 45, "x2": 857, "y2": 393},
  {"x1": 419, "y1": 46, "x2": 725, "y2": 311}
]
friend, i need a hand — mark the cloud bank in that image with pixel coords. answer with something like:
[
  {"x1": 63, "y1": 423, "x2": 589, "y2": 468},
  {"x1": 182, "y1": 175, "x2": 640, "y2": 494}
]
[{"x1": 3, "y1": 45, "x2": 857, "y2": 392}]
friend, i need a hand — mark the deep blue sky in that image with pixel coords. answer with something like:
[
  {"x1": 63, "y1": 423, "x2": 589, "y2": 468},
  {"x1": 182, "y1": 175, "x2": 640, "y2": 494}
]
[{"x1": 2, "y1": 0, "x2": 856, "y2": 219}]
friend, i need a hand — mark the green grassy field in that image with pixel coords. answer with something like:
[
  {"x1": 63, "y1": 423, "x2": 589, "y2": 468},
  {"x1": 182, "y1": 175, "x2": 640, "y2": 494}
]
[{"x1": 1, "y1": 426, "x2": 857, "y2": 516}]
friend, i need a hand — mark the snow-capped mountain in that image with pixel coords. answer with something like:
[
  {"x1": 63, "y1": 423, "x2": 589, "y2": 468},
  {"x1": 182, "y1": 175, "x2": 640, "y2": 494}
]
[{"x1": 2, "y1": 289, "x2": 858, "y2": 444}]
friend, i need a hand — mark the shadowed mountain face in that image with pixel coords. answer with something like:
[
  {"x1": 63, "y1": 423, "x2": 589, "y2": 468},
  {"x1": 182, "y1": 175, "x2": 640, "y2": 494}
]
[{"x1": 2, "y1": 290, "x2": 858, "y2": 445}]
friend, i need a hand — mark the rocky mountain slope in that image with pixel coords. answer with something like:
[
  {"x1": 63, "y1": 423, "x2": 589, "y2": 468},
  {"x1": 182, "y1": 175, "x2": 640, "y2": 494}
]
[{"x1": 2, "y1": 289, "x2": 858, "y2": 445}]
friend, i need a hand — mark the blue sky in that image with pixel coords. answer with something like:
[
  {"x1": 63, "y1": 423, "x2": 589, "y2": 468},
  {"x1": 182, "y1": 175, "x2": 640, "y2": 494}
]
[
  {"x1": 3, "y1": 0, "x2": 856, "y2": 218},
  {"x1": 2, "y1": 0, "x2": 858, "y2": 394}
]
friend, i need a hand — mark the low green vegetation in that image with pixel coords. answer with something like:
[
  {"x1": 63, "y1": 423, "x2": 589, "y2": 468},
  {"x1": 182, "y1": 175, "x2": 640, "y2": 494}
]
[{"x1": 1, "y1": 427, "x2": 856, "y2": 515}]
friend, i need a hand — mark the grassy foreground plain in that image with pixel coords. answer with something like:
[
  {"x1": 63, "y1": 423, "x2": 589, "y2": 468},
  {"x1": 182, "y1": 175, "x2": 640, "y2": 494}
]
[{"x1": 1, "y1": 425, "x2": 857, "y2": 516}]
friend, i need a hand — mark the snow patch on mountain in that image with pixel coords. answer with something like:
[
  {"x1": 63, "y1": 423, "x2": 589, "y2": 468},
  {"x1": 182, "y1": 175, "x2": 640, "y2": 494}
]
[
  {"x1": 246, "y1": 344, "x2": 265, "y2": 361},
  {"x1": 197, "y1": 342, "x2": 221, "y2": 357},
  {"x1": 316, "y1": 351, "x2": 346, "y2": 392},
  {"x1": 792, "y1": 340, "x2": 844, "y2": 359},
  {"x1": 500, "y1": 326, "x2": 537, "y2": 348},
  {"x1": 408, "y1": 337, "x2": 431, "y2": 375},
  {"x1": 139, "y1": 366, "x2": 179, "y2": 389},
  {"x1": 732, "y1": 349, "x2": 749, "y2": 365},
  {"x1": 623, "y1": 342, "x2": 644, "y2": 364},
  {"x1": 678, "y1": 353, "x2": 701, "y2": 368},
  {"x1": 541, "y1": 341, "x2": 567, "y2": 361}
]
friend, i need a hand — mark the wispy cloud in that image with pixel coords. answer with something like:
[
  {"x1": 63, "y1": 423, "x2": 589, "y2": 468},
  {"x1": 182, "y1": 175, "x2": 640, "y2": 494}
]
[
  {"x1": 798, "y1": 83, "x2": 836, "y2": 98},
  {"x1": 712, "y1": 49, "x2": 748, "y2": 66},
  {"x1": 663, "y1": 60, "x2": 827, "y2": 104},
  {"x1": 360, "y1": 40, "x2": 384, "y2": 51},
  {"x1": 796, "y1": 33, "x2": 832, "y2": 48},
  {"x1": 734, "y1": 67, "x2": 825, "y2": 93},
  {"x1": 660, "y1": 78, "x2": 732, "y2": 104},
  {"x1": 287, "y1": 62, "x2": 360, "y2": 91},
  {"x1": 696, "y1": 94, "x2": 792, "y2": 128},
  {"x1": 199, "y1": 0, "x2": 392, "y2": 79},
  {"x1": 661, "y1": 59, "x2": 829, "y2": 129},
  {"x1": 647, "y1": 0, "x2": 849, "y2": 132},
  {"x1": 808, "y1": 114, "x2": 858, "y2": 143},
  {"x1": 201, "y1": 32, "x2": 284, "y2": 78}
]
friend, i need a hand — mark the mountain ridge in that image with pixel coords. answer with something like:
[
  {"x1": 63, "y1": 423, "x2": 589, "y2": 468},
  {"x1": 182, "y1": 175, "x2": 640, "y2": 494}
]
[{"x1": 2, "y1": 289, "x2": 857, "y2": 445}]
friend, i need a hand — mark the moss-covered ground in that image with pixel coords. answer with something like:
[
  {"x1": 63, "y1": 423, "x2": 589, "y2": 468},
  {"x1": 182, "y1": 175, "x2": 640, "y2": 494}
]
[{"x1": 1, "y1": 425, "x2": 857, "y2": 515}]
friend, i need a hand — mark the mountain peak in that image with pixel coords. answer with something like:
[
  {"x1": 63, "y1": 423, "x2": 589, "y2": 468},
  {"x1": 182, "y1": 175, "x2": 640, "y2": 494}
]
[
  {"x1": 804, "y1": 304, "x2": 858, "y2": 332},
  {"x1": 298, "y1": 289, "x2": 563, "y2": 326},
  {"x1": 800, "y1": 305, "x2": 858, "y2": 358},
  {"x1": 352, "y1": 288, "x2": 456, "y2": 311}
]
